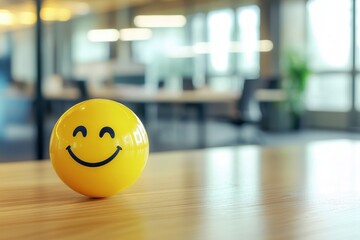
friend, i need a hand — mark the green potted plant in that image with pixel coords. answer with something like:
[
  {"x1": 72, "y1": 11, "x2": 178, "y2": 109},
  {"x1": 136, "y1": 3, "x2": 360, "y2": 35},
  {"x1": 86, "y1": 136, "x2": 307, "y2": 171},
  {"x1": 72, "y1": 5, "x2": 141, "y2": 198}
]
[{"x1": 283, "y1": 50, "x2": 311, "y2": 129}]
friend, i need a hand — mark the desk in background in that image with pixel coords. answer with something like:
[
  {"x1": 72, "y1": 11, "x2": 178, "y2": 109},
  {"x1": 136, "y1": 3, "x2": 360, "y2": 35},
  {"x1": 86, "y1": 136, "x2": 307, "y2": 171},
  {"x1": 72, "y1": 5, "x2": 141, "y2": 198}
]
[
  {"x1": 45, "y1": 87, "x2": 241, "y2": 148},
  {"x1": 45, "y1": 87, "x2": 285, "y2": 148},
  {"x1": 1, "y1": 140, "x2": 360, "y2": 239}
]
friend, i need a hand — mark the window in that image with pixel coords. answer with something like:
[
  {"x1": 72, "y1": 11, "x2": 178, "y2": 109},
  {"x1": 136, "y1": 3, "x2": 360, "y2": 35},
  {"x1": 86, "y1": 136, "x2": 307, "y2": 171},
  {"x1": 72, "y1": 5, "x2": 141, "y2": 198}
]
[
  {"x1": 306, "y1": 0, "x2": 352, "y2": 112},
  {"x1": 307, "y1": 0, "x2": 351, "y2": 71},
  {"x1": 207, "y1": 9, "x2": 234, "y2": 75},
  {"x1": 72, "y1": 17, "x2": 111, "y2": 63},
  {"x1": 237, "y1": 5, "x2": 260, "y2": 77},
  {"x1": 356, "y1": 0, "x2": 360, "y2": 110},
  {"x1": 191, "y1": 13, "x2": 206, "y2": 87},
  {"x1": 306, "y1": 74, "x2": 351, "y2": 111}
]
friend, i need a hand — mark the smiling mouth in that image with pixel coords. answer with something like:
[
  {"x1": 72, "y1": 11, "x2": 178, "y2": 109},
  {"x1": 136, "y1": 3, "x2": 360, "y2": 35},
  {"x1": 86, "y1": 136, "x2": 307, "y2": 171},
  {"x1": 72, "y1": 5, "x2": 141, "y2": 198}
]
[{"x1": 66, "y1": 145, "x2": 122, "y2": 167}]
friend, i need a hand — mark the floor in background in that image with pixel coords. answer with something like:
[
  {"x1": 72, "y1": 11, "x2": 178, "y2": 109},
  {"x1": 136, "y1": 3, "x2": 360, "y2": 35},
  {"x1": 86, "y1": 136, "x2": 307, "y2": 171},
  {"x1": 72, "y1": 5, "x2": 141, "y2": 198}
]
[
  {"x1": 147, "y1": 119, "x2": 360, "y2": 151},
  {"x1": 2, "y1": 118, "x2": 360, "y2": 162}
]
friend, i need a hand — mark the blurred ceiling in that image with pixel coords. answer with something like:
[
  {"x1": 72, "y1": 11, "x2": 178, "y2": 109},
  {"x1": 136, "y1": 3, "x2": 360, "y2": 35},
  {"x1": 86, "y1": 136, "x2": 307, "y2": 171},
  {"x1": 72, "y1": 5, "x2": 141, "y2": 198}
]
[
  {"x1": 0, "y1": 0, "x2": 186, "y2": 13},
  {"x1": 0, "y1": 0, "x2": 153, "y2": 15},
  {"x1": 0, "y1": 0, "x2": 255, "y2": 31},
  {"x1": 0, "y1": 0, "x2": 154, "y2": 31}
]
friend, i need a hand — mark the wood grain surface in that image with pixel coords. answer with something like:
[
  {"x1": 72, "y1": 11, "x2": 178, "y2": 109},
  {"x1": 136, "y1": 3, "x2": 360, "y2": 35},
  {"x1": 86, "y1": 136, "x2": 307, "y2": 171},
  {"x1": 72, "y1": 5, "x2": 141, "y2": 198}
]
[{"x1": 1, "y1": 140, "x2": 360, "y2": 239}]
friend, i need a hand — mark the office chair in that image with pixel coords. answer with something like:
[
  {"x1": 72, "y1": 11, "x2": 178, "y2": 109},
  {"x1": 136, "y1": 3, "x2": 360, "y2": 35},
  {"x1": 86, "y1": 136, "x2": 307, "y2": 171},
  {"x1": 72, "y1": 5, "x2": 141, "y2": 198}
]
[
  {"x1": 75, "y1": 80, "x2": 89, "y2": 100},
  {"x1": 182, "y1": 77, "x2": 195, "y2": 91},
  {"x1": 220, "y1": 78, "x2": 263, "y2": 144},
  {"x1": 258, "y1": 76, "x2": 284, "y2": 132},
  {"x1": 232, "y1": 78, "x2": 261, "y2": 124}
]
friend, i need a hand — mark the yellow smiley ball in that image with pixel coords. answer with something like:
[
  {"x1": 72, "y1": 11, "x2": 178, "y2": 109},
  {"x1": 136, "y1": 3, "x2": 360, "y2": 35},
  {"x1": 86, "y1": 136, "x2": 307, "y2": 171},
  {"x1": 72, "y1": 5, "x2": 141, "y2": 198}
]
[{"x1": 49, "y1": 99, "x2": 149, "y2": 197}]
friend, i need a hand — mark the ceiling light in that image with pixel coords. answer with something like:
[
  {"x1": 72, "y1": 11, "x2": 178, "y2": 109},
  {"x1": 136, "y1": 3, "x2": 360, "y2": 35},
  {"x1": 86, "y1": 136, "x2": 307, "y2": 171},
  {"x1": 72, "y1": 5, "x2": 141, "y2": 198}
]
[
  {"x1": 134, "y1": 15, "x2": 186, "y2": 28},
  {"x1": 167, "y1": 40, "x2": 273, "y2": 58},
  {"x1": 0, "y1": 10, "x2": 13, "y2": 25},
  {"x1": 193, "y1": 42, "x2": 209, "y2": 54},
  {"x1": 167, "y1": 46, "x2": 195, "y2": 58},
  {"x1": 119, "y1": 28, "x2": 152, "y2": 41},
  {"x1": 88, "y1": 29, "x2": 119, "y2": 42},
  {"x1": 18, "y1": 12, "x2": 36, "y2": 25},
  {"x1": 259, "y1": 40, "x2": 273, "y2": 52},
  {"x1": 227, "y1": 40, "x2": 273, "y2": 52},
  {"x1": 41, "y1": 8, "x2": 71, "y2": 22},
  {"x1": 67, "y1": 2, "x2": 90, "y2": 15}
]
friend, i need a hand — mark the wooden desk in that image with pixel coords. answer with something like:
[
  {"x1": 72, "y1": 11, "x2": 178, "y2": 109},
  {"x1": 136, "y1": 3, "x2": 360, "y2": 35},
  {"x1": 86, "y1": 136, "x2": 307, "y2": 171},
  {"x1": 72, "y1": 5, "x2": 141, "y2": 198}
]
[{"x1": 2, "y1": 140, "x2": 360, "y2": 239}]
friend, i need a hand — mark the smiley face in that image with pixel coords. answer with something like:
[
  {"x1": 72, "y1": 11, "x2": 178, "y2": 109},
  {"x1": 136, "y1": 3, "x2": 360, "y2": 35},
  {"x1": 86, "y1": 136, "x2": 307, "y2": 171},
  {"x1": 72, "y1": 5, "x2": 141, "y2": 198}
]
[
  {"x1": 50, "y1": 99, "x2": 149, "y2": 197},
  {"x1": 66, "y1": 125, "x2": 122, "y2": 167}
]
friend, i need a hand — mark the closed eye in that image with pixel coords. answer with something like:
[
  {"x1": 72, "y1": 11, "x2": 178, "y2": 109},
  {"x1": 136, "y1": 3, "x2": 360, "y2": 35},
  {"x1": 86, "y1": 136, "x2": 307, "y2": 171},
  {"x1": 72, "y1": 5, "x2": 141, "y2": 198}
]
[
  {"x1": 73, "y1": 125, "x2": 87, "y2": 137},
  {"x1": 99, "y1": 126, "x2": 115, "y2": 138}
]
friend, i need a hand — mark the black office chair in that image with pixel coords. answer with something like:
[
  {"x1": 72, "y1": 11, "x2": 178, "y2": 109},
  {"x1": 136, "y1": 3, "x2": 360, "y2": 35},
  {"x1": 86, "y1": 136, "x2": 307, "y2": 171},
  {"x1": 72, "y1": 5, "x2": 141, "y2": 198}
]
[
  {"x1": 182, "y1": 77, "x2": 195, "y2": 91},
  {"x1": 75, "y1": 80, "x2": 89, "y2": 100},
  {"x1": 258, "y1": 76, "x2": 284, "y2": 132},
  {"x1": 218, "y1": 78, "x2": 263, "y2": 144},
  {"x1": 231, "y1": 78, "x2": 261, "y2": 124}
]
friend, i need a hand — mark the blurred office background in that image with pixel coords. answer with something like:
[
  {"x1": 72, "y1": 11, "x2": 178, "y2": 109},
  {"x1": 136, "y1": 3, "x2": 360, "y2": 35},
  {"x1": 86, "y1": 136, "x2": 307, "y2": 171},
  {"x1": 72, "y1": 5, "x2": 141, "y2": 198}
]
[{"x1": 1, "y1": 0, "x2": 360, "y2": 161}]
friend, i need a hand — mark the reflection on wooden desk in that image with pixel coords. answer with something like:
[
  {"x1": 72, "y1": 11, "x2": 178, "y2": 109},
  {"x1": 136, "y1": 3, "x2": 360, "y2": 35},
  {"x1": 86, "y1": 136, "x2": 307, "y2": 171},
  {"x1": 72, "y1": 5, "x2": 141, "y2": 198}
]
[{"x1": 1, "y1": 140, "x2": 360, "y2": 239}]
